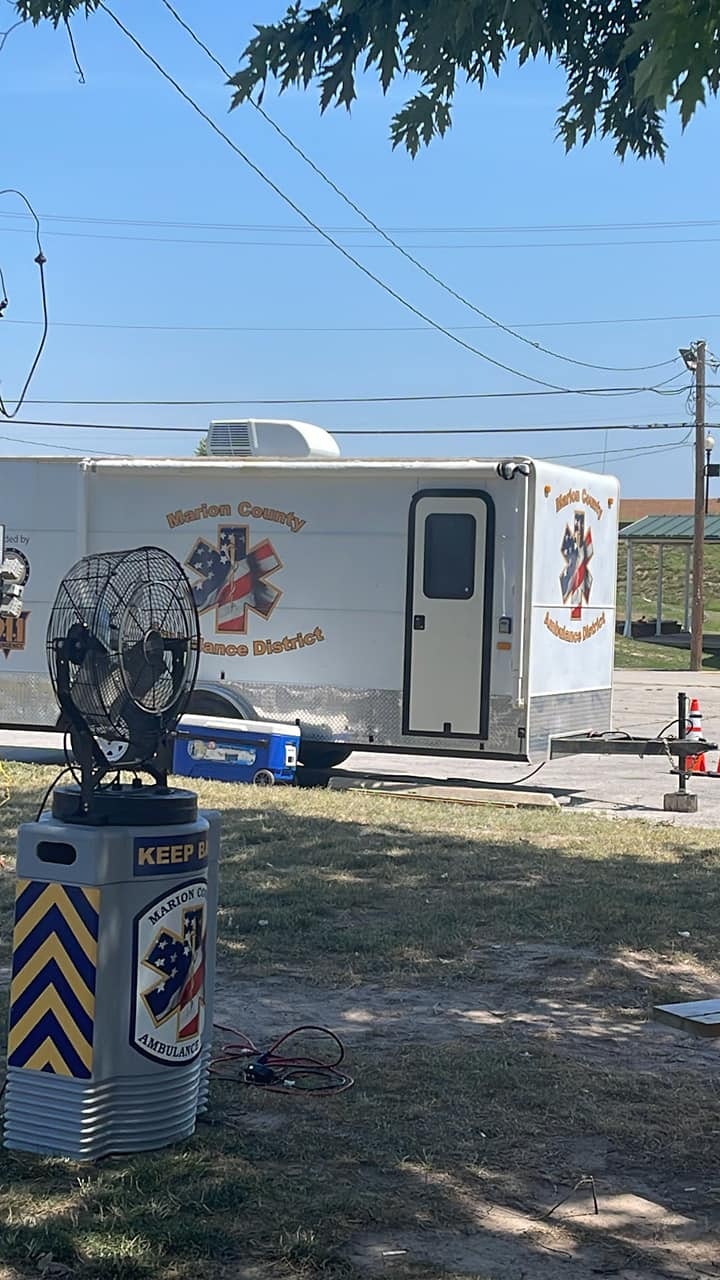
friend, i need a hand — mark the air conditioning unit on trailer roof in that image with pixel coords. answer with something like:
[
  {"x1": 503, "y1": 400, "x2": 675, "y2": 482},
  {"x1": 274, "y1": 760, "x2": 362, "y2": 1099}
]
[{"x1": 206, "y1": 418, "x2": 340, "y2": 459}]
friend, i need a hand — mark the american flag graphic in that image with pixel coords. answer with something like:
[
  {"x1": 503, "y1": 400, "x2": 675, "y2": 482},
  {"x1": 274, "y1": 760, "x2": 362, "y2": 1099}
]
[
  {"x1": 186, "y1": 525, "x2": 281, "y2": 634},
  {"x1": 560, "y1": 512, "x2": 594, "y2": 620},
  {"x1": 142, "y1": 905, "x2": 205, "y2": 1034}
]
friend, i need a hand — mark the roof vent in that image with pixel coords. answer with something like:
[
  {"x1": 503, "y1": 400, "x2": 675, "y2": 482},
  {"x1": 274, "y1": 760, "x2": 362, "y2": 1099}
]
[
  {"x1": 206, "y1": 418, "x2": 340, "y2": 459},
  {"x1": 207, "y1": 420, "x2": 252, "y2": 456}
]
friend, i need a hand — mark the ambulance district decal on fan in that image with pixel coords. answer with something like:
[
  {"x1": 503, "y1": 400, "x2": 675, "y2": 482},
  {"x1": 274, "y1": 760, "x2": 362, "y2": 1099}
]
[
  {"x1": 186, "y1": 524, "x2": 282, "y2": 633},
  {"x1": 132, "y1": 880, "x2": 207, "y2": 1064},
  {"x1": 560, "y1": 511, "x2": 594, "y2": 620}
]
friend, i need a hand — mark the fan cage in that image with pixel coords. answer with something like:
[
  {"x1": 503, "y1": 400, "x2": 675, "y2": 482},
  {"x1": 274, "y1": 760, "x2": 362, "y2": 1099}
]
[{"x1": 47, "y1": 546, "x2": 200, "y2": 746}]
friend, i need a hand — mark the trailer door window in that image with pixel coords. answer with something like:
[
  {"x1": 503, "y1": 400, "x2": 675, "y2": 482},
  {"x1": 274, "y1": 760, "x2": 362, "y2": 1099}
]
[{"x1": 423, "y1": 512, "x2": 476, "y2": 599}]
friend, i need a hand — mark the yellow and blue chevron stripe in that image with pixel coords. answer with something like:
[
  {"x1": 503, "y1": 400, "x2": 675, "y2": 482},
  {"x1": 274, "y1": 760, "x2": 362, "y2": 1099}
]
[{"x1": 7, "y1": 880, "x2": 100, "y2": 1079}]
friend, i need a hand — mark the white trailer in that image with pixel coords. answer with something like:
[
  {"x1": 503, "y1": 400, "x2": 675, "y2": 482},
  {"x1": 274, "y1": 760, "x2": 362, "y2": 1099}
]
[{"x1": 0, "y1": 421, "x2": 619, "y2": 767}]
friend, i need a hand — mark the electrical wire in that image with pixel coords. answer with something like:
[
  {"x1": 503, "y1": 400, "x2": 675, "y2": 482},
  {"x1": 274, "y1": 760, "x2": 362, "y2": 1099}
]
[
  {"x1": 2, "y1": 210, "x2": 720, "y2": 235},
  {"x1": 211, "y1": 1022, "x2": 353, "y2": 1094},
  {"x1": 3, "y1": 220, "x2": 720, "y2": 252},
  {"x1": 34, "y1": 766, "x2": 72, "y2": 821},
  {"x1": 0, "y1": 190, "x2": 48, "y2": 419},
  {"x1": 160, "y1": 0, "x2": 677, "y2": 377},
  {"x1": 501, "y1": 762, "x2": 546, "y2": 787},
  {"x1": 96, "y1": 2, "x2": 646, "y2": 400},
  {"x1": 546, "y1": 434, "x2": 692, "y2": 466},
  {"x1": 0, "y1": 432, "x2": 120, "y2": 454},
  {"x1": 0, "y1": 19, "x2": 22, "y2": 52},
  {"x1": 0, "y1": 383, "x2": 694, "y2": 407},
  {"x1": 64, "y1": 18, "x2": 85, "y2": 83},
  {"x1": 1, "y1": 312, "x2": 719, "y2": 336},
  {"x1": 63, "y1": 730, "x2": 83, "y2": 790},
  {"x1": 6, "y1": 418, "x2": 707, "y2": 435}
]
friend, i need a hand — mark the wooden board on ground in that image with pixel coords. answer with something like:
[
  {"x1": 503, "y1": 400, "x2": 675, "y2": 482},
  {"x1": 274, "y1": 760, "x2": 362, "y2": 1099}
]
[
  {"x1": 653, "y1": 997, "x2": 720, "y2": 1037},
  {"x1": 327, "y1": 777, "x2": 560, "y2": 809}
]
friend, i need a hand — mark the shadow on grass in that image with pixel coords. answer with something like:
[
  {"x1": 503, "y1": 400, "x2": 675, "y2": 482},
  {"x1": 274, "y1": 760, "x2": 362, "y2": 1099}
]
[
  {"x1": 1, "y1": 788, "x2": 720, "y2": 1277},
  {"x1": 0, "y1": 1027, "x2": 719, "y2": 1280},
  {"x1": 206, "y1": 803, "x2": 720, "y2": 979}
]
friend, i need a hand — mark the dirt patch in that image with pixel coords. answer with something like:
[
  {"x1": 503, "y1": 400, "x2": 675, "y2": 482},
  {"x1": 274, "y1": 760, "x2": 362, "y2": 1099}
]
[
  {"x1": 213, "y1": 941, "x2": 720, "y2": 1077},
  {"x1": 345, "y1": 1185, "x2": 720, "y2": 1278}
]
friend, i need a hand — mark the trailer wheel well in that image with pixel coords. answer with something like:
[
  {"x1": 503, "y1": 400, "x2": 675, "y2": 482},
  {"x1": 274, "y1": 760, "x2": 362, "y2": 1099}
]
[
  {"x1": 186, "y1": 689, "x2": 254, "y2": 720},
  {"x1": 298, "y1": 743, "x2": 352, "y2": 769}
]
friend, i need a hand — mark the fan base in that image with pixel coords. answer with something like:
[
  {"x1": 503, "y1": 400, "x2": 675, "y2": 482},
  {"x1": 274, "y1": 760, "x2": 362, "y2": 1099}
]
[{"x1": 51, "y1": 783, "x2": 199, "y2": 827}]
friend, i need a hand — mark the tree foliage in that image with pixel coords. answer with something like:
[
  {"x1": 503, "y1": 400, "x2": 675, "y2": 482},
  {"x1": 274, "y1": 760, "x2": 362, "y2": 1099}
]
[
  {"x1": 15, "y1": 0, "x2": 99, "y2": 25},
  {"x1": 231, "y1": 0, "x2": 720, "y2": 158},
  {"x1": 15, "y1": 1, "x2": 720, "y2": 158}
]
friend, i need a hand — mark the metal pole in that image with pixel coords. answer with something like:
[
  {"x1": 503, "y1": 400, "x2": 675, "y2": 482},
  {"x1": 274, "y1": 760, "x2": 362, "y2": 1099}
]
[
  {"x1": 691, "y1": 340, "x2": 707, "y2": 671},
  {"x1": 656, "y1": 544, "x2": 664, "y2": 636},
  {"x1": 623, "y1": 542, "x2": 633, "y2": 638},
  {"x1": 684, "y1": 544, "x2": 692, "y2": 632},
  {"x1": 706, "y1": 446, "x2": 711, "y2": 515},
  {"x1": 678, "y1": 690, "x2": 687, "y2": 797}
]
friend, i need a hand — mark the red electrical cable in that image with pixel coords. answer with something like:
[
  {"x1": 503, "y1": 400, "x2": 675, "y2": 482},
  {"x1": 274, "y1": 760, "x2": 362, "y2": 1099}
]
[{"x1": 210, "y1": 1022, "x2": 354, "y2": 1095}]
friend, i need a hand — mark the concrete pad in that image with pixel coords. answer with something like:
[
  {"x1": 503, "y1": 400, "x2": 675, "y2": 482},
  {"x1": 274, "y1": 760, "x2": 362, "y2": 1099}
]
[
  {"x1": 341, "y1": 671, "x2": 720, "y2": 827},
  {"x1": 0, "y1": 730, "x2": 64, "y2": 765},
  {"x1": 328, "y1": 777, "x2": 559, "y2": 808}
]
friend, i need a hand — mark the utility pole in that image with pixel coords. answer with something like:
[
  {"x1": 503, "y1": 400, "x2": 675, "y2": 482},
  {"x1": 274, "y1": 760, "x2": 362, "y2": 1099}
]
[{"x1": 687, "y1": 341, "x2": 707, "y2": 671}]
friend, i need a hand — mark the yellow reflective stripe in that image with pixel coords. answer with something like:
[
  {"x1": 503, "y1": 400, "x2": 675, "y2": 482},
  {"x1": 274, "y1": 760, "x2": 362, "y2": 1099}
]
[
  {"x1": 23, "y1": 1039, "x2": 75, "y2": 1076},
  {"x1": 9, "y1": 935, "x2": 94, "y2": 1015},
  {"x1": 8, "y1": 988, "x2": 92, "y2": 1069}
]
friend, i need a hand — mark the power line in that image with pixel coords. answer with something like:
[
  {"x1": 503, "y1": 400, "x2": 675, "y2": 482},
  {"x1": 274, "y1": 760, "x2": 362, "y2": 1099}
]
[
  {"x1": 546, "y1": 433, "x2": 692, "y2": 465},
  {"x1": 93, "y1": 4, "x2": 655, "y2": 400},
  {"x1": 8, "y1": 418, "x2": 705, "y2": 436},
  {"x1": 2, "y1": 312, "x2": 718, "y2": 336},
  {"x1": 0, "y1": 383, "x2": 693, "y2": 407},
  {"x1": 0, "y1": 190, "x2": 48, "y2": 419},
  {"x1": 3, "y1": 431, "x2": 691, "y2": 466},
  {"x1": 0, "y1": 432, "x2": 119, "y2": 455},
  {"x1": 160, "y1": 0, "x2": 672, "y2": 374},
  {"x1": 2, "y1": 211, "x2": 720, "y2": 235},
  {"x1": 4, "y1": 222, "x2": 720, "y2": 251}
]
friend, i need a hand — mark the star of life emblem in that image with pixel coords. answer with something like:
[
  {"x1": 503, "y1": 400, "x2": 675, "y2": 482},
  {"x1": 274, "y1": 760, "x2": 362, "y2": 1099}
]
[
  {"x1": 186, "y1": 524, "x2": 282, "y2": 633},
  {"x1": 132, "y1": 880, "x2": 207, "y2": 1064},
  {"x1": 560, "y1": 510, "x2": 594, "y2": 620}
]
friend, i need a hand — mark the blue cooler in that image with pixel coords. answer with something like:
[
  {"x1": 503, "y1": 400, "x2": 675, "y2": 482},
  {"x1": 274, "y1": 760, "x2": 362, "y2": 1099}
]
[{"x1": 173, "y1": 715, "x2": 300, "y2": 786}]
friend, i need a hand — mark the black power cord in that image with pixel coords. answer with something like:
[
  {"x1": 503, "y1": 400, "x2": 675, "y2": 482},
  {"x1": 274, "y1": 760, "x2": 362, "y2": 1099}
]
[
  {"x1": 211, "y1": 1023, "x2": 354, "y2": 1095},
  {"x1": 34, "y1": 766, "x2": 72, "y2": 821}
]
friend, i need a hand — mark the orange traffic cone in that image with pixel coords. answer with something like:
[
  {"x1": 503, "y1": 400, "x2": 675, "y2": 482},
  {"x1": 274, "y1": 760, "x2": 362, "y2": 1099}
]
[
  {"x1": 689, "y1": 752, "x2": 708, "y2": 774},
  {"x1": 686, "y1": 697, "x2": 707, "y2": 773}
]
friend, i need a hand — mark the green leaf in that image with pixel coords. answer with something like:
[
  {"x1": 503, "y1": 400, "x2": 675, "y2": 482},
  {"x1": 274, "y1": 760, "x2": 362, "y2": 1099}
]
[{"x1": 19, "y1": 0, "x2": 720, "y2": 158}]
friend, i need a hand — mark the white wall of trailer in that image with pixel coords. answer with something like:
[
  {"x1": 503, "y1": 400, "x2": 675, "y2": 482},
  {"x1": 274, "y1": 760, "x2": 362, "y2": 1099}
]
[
  {"x1": 528, "y1": 462, "x2": 619, "y2": 698},
  {"x1": 82, "y1": 459, "x2": 526, "y2": 702},
  {"x1": 0, "y1": 459, "x2": 81, "y2": 684},
  {"x1": 0, "y1": 455, "x2": 619, "y2": 758}
]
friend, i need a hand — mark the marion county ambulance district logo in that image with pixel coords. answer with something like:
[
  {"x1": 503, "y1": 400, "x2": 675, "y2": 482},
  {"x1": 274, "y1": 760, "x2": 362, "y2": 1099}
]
[
  {"x1": 0, "y1": 549, "x2": 31, "y2": 659},
  {"x1": 185, "y1": 524, "x2": 282, "y2": 634},
  {"x1": 132, "y1": 880, "x2": 207, "y2": 1065},
  {"x1": 560, "y1": 511, "x2": 594, "y2": 620}
]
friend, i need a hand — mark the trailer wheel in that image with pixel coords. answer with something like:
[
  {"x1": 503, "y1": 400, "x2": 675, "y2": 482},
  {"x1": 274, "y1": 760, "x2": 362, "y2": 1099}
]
[
  {"x1": 252, "y1": 769, "x2": 275, "y2": 786},
  {"x1": 298, "y1": 743, "x2": 352, "y2": 770}
]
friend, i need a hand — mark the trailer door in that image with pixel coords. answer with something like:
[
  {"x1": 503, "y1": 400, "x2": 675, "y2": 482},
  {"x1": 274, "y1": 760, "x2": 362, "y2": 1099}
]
[{"x1": 403, "y1": 491, "x2": 494, "y2": 739}]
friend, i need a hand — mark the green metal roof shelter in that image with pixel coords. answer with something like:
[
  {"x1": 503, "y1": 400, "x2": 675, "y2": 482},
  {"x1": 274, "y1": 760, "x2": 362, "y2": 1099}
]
[{"x1": 619, "y1": 515, "x2": 720, "y2": 639}]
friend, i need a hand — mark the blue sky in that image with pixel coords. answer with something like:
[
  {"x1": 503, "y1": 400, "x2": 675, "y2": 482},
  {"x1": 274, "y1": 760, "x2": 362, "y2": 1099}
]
[{"x1": 1, "y1": 0, "x2": 719, "y2": 495}]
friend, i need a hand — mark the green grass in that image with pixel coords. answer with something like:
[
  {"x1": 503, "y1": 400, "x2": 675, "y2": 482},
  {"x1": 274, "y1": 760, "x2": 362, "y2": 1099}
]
[
  {"x1": 614, "y1": 635, "x2": 720, "y2": 670},
  {"x1": 616, "y1": 540, "x2": 720, "y2": 632},
  {"x1": 2, "y1": 768, "x2": 720, "y2": 1279},
  {"x1": 614, "y1": 540, "x2": 720, "y2": 668}
]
